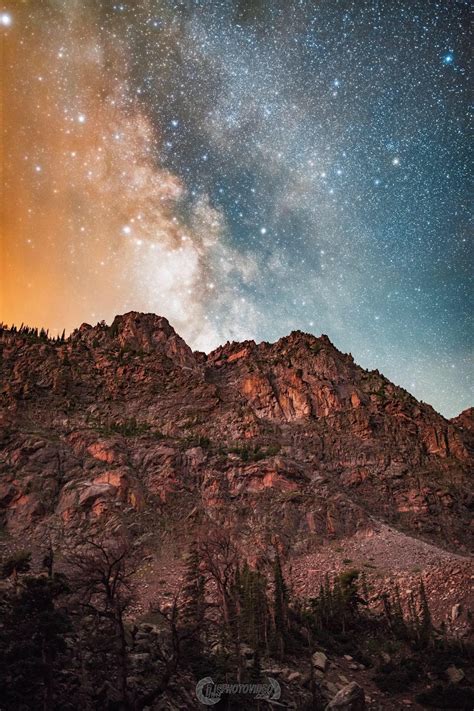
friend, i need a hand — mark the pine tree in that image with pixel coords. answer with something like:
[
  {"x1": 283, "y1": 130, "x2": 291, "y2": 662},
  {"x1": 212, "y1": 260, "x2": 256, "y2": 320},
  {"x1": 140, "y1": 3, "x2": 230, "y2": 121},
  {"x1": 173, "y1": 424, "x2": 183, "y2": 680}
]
[
  {"x1": 273, "y1": 554, "x2": 288, "y2": 658},
  {"x1": 181, "y1": 542, "x2": 205, "y2": 635},
  {"x1": 418, "y1": 579, "x2": 432, "y2": 648},
  {"x1": 250, "y1": 647, "x2": 262, "y2": 683},
  {"x1": 239, "y1": 563, "x2": 270, "y2": 652},
  {"x1": 0, "y1": 573, "x2": 70, "y2": 710},
  {"x1": 42, "y1": 541, "x2": 54, "y2": 579},
  {"x1": 407, "y1": 590, "x2": 419, "y2": 640},
  {"x1": 360, "y1": 571, "x2": 369, "y2": 603}
]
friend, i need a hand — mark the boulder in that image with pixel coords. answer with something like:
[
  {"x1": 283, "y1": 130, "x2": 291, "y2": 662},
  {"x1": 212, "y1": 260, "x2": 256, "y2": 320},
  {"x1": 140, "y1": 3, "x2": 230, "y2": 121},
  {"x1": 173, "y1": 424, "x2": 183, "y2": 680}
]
[
  {"x1": 287, "y1": 671, "x2": 302, "y2": 683},
  {"x1": 446, "y1": 666, "x2": 464, "y2": 684},
  {"x1": 78, "y1": 483, "x2": 116, "y2": 507},
  {"x1": 312, "y1": 651, "x2": 328, "y2": 672},
  {"x1": 326, "y1": 682, "x2": 366, "y2": 710}
]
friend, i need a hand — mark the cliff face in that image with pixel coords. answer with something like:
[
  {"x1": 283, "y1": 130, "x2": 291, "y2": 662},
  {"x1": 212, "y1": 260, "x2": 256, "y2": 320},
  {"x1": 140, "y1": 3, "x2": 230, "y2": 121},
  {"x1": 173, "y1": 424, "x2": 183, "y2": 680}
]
[{"x1": 1, "y1": 311, "x2": 471, "y2": 559}]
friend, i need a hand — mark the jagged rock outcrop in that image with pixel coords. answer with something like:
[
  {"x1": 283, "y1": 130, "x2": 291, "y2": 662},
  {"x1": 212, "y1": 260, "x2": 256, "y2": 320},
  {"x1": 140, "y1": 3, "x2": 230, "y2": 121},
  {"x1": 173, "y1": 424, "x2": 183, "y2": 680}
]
[{"x1": 451, "y1": 407, "x2": 474, "y2": 454}]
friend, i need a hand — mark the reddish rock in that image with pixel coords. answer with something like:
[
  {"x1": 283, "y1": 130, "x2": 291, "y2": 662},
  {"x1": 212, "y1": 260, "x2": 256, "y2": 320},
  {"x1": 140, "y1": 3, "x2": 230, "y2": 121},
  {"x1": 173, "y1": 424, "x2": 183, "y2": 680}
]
[{"x1": 0, "y1": 313, "x2": 472, "y2": 622}]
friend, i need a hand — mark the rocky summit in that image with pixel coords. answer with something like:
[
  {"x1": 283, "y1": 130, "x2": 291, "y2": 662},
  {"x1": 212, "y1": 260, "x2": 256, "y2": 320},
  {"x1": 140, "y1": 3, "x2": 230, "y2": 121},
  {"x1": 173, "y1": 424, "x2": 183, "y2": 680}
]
[{"x1": 0, "y1": 312, "x2": 473, "y2": 710}]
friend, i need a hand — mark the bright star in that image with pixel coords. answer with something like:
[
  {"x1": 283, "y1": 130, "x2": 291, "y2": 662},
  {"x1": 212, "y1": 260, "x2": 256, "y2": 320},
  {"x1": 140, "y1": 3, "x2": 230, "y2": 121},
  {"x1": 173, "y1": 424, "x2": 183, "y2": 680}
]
[
  {"x1": 392, "y1": 157, "x2": 400, "y2": 166},
  {"x1": 0, "y1": 12, "x2": 12, "y2": 27},
  {"x1": 443, "y1": 53, "x2": 454, "y2": 65}
]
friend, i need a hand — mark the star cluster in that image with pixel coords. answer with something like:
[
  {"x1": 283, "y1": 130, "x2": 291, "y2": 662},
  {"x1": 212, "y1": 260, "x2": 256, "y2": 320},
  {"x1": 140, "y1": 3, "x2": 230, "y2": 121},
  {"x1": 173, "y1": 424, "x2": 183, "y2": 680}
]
[{"x1": 1, "y1": 0, "x2": 471, "y2": 416}]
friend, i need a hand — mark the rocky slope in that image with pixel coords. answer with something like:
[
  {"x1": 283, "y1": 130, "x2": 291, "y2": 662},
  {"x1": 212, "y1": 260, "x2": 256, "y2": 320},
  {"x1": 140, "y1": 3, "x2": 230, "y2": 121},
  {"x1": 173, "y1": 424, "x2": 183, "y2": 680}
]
[{"x1": 0, "y1": 312, "x2": 473, "y2": 627}]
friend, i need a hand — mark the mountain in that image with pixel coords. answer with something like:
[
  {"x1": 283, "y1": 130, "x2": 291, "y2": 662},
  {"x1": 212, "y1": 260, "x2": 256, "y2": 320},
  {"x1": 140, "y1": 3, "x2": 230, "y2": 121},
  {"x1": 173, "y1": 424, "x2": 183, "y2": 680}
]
[
  {"x1": 1, "y1": 311, "x2": 471, "y2": 543},
  {"x1": 0, "y1": 312, "x2": 473, "y2": 708}
]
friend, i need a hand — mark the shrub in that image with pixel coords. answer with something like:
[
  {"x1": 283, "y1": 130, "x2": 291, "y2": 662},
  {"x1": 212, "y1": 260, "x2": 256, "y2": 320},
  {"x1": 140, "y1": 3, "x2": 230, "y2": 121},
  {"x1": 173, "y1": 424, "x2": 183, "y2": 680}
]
[
  {"x1": 1, "y1": 551, "x2": 32, "y2": 580},
  {"x1": 109, "y1": 418, "x2": 150, "y2": 436},
  {"x1": 374, "y1": 657, "x2": 421, "y2": 693},
  {"x1": 416, "y1": 684, "x2": 474, "y2": 709},
  {"x1": 266, "y1": 443, "x2": 281, "y2": 457}
]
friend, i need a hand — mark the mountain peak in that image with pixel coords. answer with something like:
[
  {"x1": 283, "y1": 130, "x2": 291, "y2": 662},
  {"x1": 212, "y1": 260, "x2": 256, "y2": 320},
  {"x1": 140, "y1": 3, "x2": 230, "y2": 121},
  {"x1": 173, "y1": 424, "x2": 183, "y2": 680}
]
[{"x1": 69, "y1": 311, "x2": 196, "y2": 368}]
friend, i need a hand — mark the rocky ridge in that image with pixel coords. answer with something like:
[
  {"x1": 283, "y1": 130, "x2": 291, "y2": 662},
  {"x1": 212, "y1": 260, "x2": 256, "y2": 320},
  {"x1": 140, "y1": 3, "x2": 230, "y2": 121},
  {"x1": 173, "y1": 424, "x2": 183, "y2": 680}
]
[{"x1": 0, "y1": 312, "x2": 472, "y2": 623}]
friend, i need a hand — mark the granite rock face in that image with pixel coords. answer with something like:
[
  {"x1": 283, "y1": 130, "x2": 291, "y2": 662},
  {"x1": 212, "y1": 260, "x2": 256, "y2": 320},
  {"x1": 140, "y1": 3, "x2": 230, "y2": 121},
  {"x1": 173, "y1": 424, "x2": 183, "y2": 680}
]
[{"x1": 0, "y1": 312, "x2": 472, "y2": 579}]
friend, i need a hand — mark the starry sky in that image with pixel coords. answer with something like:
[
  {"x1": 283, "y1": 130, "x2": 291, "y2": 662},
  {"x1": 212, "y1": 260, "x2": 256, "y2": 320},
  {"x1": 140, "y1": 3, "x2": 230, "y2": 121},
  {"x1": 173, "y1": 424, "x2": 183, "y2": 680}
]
[{"x1": 1, "y1": 0, "x2": 471, "y2": 417}]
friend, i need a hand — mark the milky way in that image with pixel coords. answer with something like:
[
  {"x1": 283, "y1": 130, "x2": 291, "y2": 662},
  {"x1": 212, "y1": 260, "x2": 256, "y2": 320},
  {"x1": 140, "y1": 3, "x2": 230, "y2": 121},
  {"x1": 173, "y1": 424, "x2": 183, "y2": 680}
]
[{"x1": 1, "y1": 1, "x2": 471, "y2": 416}]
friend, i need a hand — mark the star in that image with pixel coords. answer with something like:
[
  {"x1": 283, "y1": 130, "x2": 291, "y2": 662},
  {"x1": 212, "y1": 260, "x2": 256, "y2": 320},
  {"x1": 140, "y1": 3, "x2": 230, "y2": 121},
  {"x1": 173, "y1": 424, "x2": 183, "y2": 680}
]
[{"x1": 1, "y1": 0, "x2": 469, "y2": 417}]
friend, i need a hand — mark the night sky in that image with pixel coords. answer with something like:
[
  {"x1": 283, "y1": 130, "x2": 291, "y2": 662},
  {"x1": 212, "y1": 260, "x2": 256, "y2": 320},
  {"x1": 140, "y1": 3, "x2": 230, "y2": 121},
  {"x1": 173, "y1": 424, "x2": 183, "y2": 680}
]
[{"x1": 1, "y1": 1, "x2": 471, "y2": 417}]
